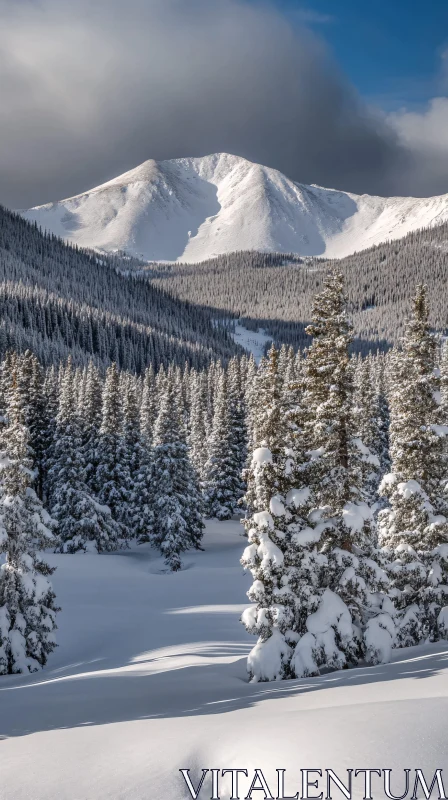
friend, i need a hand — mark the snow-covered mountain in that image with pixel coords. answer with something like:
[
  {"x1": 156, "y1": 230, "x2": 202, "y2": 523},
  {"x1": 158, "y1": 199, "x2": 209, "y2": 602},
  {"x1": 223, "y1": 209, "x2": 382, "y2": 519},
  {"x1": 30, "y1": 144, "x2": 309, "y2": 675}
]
[{"x1": 22, "y1": 153, "x2": 448, "y2": 262}]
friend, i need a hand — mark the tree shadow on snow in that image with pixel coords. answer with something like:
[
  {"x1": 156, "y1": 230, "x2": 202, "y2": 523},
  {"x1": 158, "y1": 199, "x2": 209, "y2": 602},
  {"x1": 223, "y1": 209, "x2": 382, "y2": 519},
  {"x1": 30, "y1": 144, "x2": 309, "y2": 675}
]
[{"x1": 0, "y1": 632, "x2": 447, "y2": 739}]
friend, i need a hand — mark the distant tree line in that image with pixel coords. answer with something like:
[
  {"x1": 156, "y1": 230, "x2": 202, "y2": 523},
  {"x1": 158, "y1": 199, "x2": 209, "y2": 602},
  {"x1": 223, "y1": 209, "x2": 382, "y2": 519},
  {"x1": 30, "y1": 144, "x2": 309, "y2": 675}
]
[
  {"x1": 147, "y1": 225, "x2": 448, "y2": 353},
  {"x1": 0, "y1": 206, "x2": 241, "y2": 371}
]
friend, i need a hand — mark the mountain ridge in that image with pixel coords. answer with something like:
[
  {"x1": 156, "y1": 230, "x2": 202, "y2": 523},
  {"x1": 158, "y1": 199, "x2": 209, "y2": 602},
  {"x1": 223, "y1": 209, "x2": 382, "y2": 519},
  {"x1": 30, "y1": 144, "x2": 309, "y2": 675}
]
[{"x1": 22, "y1": 152, "x2": 448, "y2": 263}]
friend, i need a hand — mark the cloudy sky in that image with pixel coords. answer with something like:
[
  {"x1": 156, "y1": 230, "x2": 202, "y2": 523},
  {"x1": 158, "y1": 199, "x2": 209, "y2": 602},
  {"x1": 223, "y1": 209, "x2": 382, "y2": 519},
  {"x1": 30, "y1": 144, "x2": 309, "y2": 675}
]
[{"x1": 0, "y1": 0, "x2": 447, "y2": 207}]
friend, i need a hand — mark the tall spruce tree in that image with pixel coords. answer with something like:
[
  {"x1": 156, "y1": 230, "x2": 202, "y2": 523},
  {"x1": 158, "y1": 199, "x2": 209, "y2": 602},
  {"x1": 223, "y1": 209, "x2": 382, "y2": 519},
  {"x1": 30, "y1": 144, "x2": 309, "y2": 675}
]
[
  {"x1": 50, "y1": 361, "x2": 123, "y2": 553},
  {"x1": 140, "y1": 365, "x2": 157, "y2": 446},
  {"x1": 96, "y1": 363, "x2": 132, "y2": 538},
  {"x1": 227, "y1": 356, "x2": 248, "y2": 490},
  {"x1": 350, "y1": 355, "x2": 382, "y2": 505},
  {"x1": 122, "y1": 373, "x2": 152, "y2": 542},
  {"x1": 375, "y1": 353, "x2": 392, "y2": 479},
  {"x1": 0, "y1": 373, "x2": 59, "y2": 673},
  {"x1": 241, "y1": 345, "x2": 298, "y2": 681},
  {"x1": 81, "y1": 360, "x2": 103, "y2": 494},
  {"x1": 187, "y1": 369, "x2": 208, "y2": 482},
  {"x1": 203, "y1": 367, "x2": 244, "y2": 519},
  {"x1": 151, "y1": 377, "x2": 204, "y2": 571},
  {"x1": 289, "y1": 272, "x2": 395, "y2": 677},
  {"x1": 379, "y1": 285, "x2": 448, "y2": 644}
]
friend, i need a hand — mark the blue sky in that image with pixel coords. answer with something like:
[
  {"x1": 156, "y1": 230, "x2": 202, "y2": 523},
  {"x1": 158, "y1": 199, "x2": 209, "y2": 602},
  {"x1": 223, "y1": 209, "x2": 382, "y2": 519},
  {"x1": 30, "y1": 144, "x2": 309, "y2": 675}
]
[{"x1": 279, "y1": 0, "x2": 448, "y2": 109}]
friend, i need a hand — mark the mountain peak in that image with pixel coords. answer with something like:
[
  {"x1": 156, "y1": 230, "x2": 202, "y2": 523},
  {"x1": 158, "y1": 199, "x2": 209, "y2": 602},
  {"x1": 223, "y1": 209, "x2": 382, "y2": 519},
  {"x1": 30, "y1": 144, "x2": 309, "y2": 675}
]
[{"x1": 22, "y1": 154, "x2": 448, "y2": 263}]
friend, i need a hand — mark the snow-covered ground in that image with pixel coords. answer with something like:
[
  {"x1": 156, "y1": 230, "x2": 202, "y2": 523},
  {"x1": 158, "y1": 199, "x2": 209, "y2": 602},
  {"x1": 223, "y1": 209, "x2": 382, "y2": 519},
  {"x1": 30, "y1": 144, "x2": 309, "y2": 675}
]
[
  {"x1": 1, "y1": 520, "x2": 448, "y2": 800},
  {"x1": 22, "y1": 153, "x2": 448, "y2": 263},
  {"x1": 230, "y1": 324, "x2": 271, "y2": 363}
]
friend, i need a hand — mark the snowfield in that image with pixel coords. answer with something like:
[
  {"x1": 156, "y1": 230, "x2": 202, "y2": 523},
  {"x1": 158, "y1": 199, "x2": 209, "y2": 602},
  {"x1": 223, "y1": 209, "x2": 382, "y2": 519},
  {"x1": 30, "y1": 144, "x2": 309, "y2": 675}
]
[
  {"x1": 1, "y1": 520, "x2": 448, "y2": 800},
  {"x1": 22, "y1": 153, "x2": 448, "y2": 263},
  {"x1": 230, "y1": 324, "x2": 271, "y2": 364}
]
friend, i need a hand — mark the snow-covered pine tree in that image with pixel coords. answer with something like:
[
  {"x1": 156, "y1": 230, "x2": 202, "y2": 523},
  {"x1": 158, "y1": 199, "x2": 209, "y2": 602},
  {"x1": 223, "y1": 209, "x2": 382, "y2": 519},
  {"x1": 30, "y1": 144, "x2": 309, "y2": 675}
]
[
  {"x1": 379, "y1": 285, "x2": 448, "y2": 644},
  {"x1": 440, "y1": 341, "x2": 448, "y2": 417},
  {"x1": 155, "y1": 364, "x2": 166, "y2": 400},
  {"x1": 350, "y1": 354, "x2": 382, "y2": 504},
  {"x1": 81, "y1": 360, "x2": 103, "y2": 494},
  {"x1": 243, "y1": 353, "x2": 258, "y2": 454},
  {"x1": 50, "y1": 360, "x2": 124, "y2": 553},
  {"x1": 248, "y1": 354, "x2": 269, "y2": 451},
  {"x1": 134, "y1": 367, "x2": 156, "y2": 545},
  {"x1": 0, "y1": 373, "x2": 59, "y2": 674},
  {"x1": 133, "y1": 449, "x2": 154, "y2": 545},
  {"x1": 277, "y1": 344, "x2": 290, "y2": 393},
  {"x1": 0, "y1": 353, "x2": 14, "y2": 448},
  {"x1": 173, "y1": 364, "x2": 189, "y2": 439},
  {"x1": 122, "y1": 373, "x2": 142, "y2": 478},
  {"x1": 96, "y1": 363, "x2": 132, "y2": 537},
  {"x1": 375, "y1": 352, "x2": 391, "y2": 478},
  {"x1": 203, "y1": 366, "x2": 244, "y2": 519},
  {"x1": 151, "y1": 376, "x2": 204, "y2": 571},
  {"x1": 28, "y1": 354, "x2": 48, "y2": 500},
  {"x1": 122, "y1": 373, "x2": 153, "y2": 543},
  {"x1": 289, "y1": 272, "x2": 395, "y2": 677},
  {"x1": 47, "y1": 358, "x2": 77, "y2": 505},
  {"x1": 282, "y1": 346, "x2": 299, "y2": 409},
  {"x1": 187, "y1": 369, "x2": 208, "y2": 482},
  {"x1": 282, "y1": 346, "x2": 306, "y2": 453},
  {"x1": 241, "y1": 344, "x2": 298, "y2": 681},
  {"x1": 205, "y1": 360, "x2": 218, "y2": 439},
  {"x1": 40, "y1": 365, "x2": 59, "y2": 504},
  {"x1": 140, "y1": 365, "x2": 157, "y2": 447},
  {"x1": 227, "y1": 356, "x2": 248, "y2": 490}
]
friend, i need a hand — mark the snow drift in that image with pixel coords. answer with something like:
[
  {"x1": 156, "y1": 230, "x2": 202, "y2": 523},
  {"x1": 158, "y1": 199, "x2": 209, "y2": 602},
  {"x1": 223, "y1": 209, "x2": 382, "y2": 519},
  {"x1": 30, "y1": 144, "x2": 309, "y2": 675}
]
[{"x1": 22, "y1": 153, "x2": 448, "y2": 263}]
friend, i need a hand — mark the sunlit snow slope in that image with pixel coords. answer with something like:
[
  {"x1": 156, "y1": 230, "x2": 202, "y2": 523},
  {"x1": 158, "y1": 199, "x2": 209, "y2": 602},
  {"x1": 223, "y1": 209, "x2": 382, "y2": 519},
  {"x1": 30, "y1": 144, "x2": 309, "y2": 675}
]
[
  {"x1": 1, "y1": 521, "x2": 448, "y2": 800},
  {"x1": 23, "y1": 153, "x2": 448, "y2": 262}
]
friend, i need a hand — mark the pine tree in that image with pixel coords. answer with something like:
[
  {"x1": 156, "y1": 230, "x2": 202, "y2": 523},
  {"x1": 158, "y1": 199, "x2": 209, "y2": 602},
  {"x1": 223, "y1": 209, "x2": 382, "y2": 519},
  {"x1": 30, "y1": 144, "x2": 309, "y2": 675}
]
[
  {"x1": 350, "y1": 355, "x2": 382, "y2": 504},
  {"x1": 122, "y1": 373, "x2": 152, "y2": 542},
  {"x1": 187, "y1": 369, "x2": 208, "y2": 481},
  {"x1": 96, "y1": 363, "x2": 132, "y2": 536},
  {"x1": 241, "y1": 345, "x2": 298, "y2": 681},
  {"x1": 204, "y1": 368, "x2": 244, "y2": 519},
  {"x1": 227, "y1": 356, "x2": 248, "y2": 488},
  {"x1": 40, "y1": 365, "x2": 59, "y2": 505},
  {"x1": 289, "y1": 272, "x2": 394, "y2": 677},
  {"x1": 50, "y1": 360, "x2": 123, "y2": 553},
  {"x1": 152, "y1": 377, "x2": 204, "y2": 571},
  {"x1": 0, "y1": 373, "x2": 59, "y2": 674},
  {"x1": 375, "y1": 353, "x2": 391, "y2": 478},
  {"x1": 379, "y1": 285, "x2": 448, "y2": 644},
  {"x1": 81, "y1": 360, "x2": 103, "y2": 494},
  {"x1": 140, "y1": 365, "x2": 157, "y2": 446},
  {"x1": 243, "y1": 353, "x2": 258, "y2": 453}
]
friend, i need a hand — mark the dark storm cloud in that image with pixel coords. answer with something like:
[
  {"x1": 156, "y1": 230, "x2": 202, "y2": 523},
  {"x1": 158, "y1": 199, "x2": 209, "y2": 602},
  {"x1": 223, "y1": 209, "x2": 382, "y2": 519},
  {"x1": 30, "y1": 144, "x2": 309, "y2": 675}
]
[{"x1": 0, "y1": 0, "x2": 444, "y2": 207}]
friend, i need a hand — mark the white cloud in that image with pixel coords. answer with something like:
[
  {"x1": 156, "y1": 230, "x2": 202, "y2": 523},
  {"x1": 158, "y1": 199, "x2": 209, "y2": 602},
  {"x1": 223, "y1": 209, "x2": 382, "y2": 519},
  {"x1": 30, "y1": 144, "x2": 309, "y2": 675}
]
[
  {"x1": 390, "y1": 97, "x2": 448, "y2": 153},
  {"x1": 388, "y1": 98, "x2": 448, "y2": 196},
  {"x1": 0, "y1": 0, "x2": 446, "y2": 204}
]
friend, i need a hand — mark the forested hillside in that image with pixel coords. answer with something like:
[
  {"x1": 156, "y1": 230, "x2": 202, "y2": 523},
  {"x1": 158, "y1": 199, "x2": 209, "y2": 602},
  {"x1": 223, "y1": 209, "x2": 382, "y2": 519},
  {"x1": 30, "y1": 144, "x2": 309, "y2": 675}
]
[
  {"x1": 0, "y1": 206, "x2": 240, "y2": 371},
  {"x1": 2, "y1": 277, "x2": 448, "y2": 679},
  {"x1": 4, "y1": 200, "x2": 448, "y2": 368},
  {"x1": 146, "y1": 225, "x2": 448, "y2": 352}
]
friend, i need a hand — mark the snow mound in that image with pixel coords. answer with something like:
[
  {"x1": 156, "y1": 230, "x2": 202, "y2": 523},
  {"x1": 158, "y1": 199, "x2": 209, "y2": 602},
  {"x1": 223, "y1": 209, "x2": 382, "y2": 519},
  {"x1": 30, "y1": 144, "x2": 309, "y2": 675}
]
[{"x1": 21, "y1": 152, "x2": 448, "y2": 263}]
